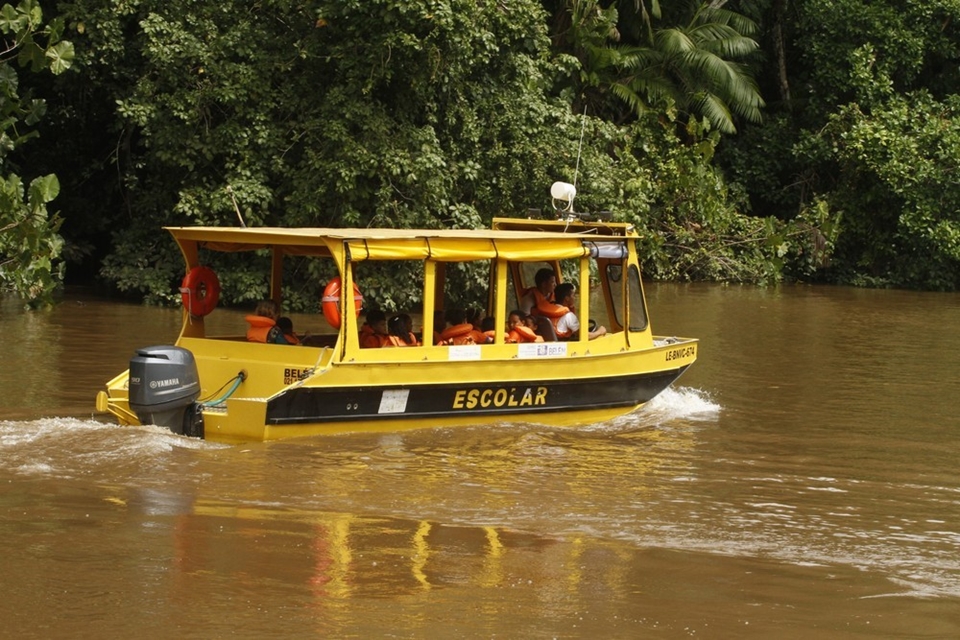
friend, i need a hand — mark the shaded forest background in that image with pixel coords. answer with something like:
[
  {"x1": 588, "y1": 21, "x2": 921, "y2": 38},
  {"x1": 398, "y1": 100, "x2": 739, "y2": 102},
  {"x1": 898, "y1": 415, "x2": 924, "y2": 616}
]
[{"x1": 3, "y1": 0, "x2": 960, "y2": 309}]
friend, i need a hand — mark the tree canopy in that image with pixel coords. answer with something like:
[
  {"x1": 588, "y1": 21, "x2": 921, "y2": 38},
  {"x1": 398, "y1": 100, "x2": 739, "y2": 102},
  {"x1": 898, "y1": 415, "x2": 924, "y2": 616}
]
[
  {"x1": 0, "y1": 0, "x2": 73, "y2": 306},
  {"x1": 5, "y1": 0, "x2": 960, "y2": 307}
]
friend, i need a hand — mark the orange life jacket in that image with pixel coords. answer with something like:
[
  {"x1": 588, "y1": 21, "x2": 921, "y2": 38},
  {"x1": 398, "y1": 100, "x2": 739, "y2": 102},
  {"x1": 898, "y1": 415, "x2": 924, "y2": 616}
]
[
  {"x1": 361, "y1": 330, "x2": 390, "y2": 348},
  {"x1": 468, "y1": 329, "x2": 489, "y2": 344},
  {"x1": 508, "y1": 326, "x2": 544, "y2": 343},
  {"x1": 383, "y1": 335, "x2": 408, "y2": 347},
  {"x1": 440, "y1": 323, "x2": 476, "y2": 346},
  {"x1": 245, "y1": 315, "x2": 279, "y2": 343},
  {"x1": 523, "y1": 287, "x2": 569, "y2": 319}
]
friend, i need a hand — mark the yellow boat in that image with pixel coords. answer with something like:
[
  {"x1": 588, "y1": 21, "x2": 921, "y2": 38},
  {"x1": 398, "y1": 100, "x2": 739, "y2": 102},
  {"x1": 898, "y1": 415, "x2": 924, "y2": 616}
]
[{"x1": 95, "y1": 203, "x2": 698, "y2": 443}]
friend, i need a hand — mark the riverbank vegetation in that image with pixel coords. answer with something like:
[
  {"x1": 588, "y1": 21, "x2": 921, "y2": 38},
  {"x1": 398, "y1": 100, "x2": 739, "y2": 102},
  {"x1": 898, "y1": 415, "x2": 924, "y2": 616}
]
[{"x1": 3, "y1": 0, "x2": 960, "y2": 308}]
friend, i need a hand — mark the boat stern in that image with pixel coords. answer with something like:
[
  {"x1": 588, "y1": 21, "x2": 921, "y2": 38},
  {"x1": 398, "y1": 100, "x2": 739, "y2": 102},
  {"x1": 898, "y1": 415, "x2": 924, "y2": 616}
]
[
  {"x1": 200, "y1": 397, "x2": 269, "y2": 443},
  {"x1": 95, "y1": 370, "x2": 140, "y2": 426}
]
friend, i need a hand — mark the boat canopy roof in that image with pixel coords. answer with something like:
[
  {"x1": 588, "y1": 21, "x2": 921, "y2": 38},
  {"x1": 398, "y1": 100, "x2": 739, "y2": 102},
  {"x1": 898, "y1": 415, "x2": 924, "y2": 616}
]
[{"x1": 165, "y1": 225, "x2": 634, "y2": 262}]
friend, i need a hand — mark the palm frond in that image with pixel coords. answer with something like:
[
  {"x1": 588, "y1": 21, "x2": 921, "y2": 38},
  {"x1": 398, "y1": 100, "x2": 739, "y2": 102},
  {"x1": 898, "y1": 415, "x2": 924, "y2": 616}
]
[
  {"x1": 655, "y1": 28, "x2": 696, "y2": 55},
  {"x1": 615, "y1": 44, "x2": 662, "y2": 71},
  {"x1": 694, "y1": 6, "x2": 759, "y2": 38},
  {"x1": 691, "y1": 92, "x2": 735, "y2": 133}
]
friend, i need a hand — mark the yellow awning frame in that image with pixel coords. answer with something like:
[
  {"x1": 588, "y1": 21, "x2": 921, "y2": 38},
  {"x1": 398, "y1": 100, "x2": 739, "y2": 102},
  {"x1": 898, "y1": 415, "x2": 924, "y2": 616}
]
[{"x1": 165, "y1": 226, "x2": 631, "y2": 263}]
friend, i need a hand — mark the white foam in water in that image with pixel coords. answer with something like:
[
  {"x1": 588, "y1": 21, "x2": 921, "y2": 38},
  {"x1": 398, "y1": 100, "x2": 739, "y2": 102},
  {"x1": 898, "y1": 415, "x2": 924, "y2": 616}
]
[
  {"x1": 599, "y1": 386, "x2": 720, "y2": 430},
  {"x1": 0, "y1": 417, "x2": 226, "y2": 479},
  {"x1": 581, "y1": 386, "x2": 719, "y2": 434},
  {"x1": 642, "y1": 386, "x2": 721, "y2": 422}
]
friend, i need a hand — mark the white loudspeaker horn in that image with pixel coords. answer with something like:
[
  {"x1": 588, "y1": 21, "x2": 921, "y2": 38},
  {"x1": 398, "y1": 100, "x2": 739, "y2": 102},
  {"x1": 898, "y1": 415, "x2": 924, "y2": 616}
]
[{"x1": 550, "y1": 181, "x2": 576, "y2": 211}]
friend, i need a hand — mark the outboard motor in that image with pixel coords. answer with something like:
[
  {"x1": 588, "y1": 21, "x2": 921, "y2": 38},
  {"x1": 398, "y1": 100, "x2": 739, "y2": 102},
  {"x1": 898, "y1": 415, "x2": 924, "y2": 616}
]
[{"x1": 128, "y1": 346, "x2": 201, "y2": 436}]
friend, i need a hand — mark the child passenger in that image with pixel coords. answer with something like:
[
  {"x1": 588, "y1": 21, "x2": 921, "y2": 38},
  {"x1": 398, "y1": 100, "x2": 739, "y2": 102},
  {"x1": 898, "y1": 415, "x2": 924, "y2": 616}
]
[
  {"x1": 398, "y1": 313, "x2": 421, "y2": 345},
  {"x1": 360, "y1": 309, "x2": 389, "y2": 348},
  {"x1": 385, "y1": 314, "x2": 416, "y2": 347},
  {"x1": 276, "y1": 316, "x2": 301, "y2": 345},
  {"x1": 506, "y1": 310, "x2": 543, "y2": 343},
  {"x1": 245, "y1": 300, "x2": 297, "y2": 344},
  {"x1": 481, "y1": 316, "x2": 496, "y2": 342},
  {"x1": 439, "y1": 309, "x2": 477, "y2": 345},
  {"x1": 553, "y1": 283, "x2": 607, "y2": 340}
]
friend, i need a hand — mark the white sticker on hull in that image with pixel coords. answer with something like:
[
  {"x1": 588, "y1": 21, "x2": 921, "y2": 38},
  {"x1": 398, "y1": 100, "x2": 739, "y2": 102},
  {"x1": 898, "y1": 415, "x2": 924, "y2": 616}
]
[
  {"x1": 517, "y1": 342, "x2": 568, "y2": 359},
  {"x1": 448, "y1": 345, "x2": 482, "y2": 361},
  {"x1": 379, "y1": 389, "x2": 410, "y2": 414}
]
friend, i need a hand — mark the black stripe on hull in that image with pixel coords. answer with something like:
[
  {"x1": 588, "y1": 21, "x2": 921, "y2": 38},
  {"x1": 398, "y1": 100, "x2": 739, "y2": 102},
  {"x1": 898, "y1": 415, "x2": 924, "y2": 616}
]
[{"x1": 265, "y1": 367, "x2": 688, "y2": 425}]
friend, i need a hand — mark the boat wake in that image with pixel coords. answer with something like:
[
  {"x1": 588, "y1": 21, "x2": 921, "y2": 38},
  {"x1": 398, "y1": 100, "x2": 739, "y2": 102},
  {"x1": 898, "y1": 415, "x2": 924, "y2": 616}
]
[
  {"x1": 641, "y1": 386, "x2": 720, "y2": 422},
  {"x1": 584, "y1": 386, "x2": 720, "y2": 434},
  {"x1": 0, "y1": 417, "x2": 225, "y2": 480}
]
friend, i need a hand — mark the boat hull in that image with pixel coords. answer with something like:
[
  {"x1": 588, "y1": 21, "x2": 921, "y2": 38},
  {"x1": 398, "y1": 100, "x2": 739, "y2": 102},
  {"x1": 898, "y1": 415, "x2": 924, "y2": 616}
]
[
  {"x1": 99, "y1": 337, "x2": 698, "y2": 443},
  {"x1": 193, "y1": 366, "x2": 688, "y2": 442},
  {"x1": 266, "y1": 368, "x2": 688, "y2": 425}
]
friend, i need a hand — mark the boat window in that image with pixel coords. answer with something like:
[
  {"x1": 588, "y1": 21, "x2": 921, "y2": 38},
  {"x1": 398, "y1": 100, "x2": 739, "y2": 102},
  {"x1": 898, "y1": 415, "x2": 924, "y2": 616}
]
[
  {"x1": 604, "y1": 262, "x2": 624, "y2": 332},
  {"x1": 516, "y1": 262, "x2": 547, "y2": 296},
  {"x1": 354, "y1": 260, "x2": 425, "y2": 312},
  {"x1": 284, "y1": 254, "x2": 340, "y2": 319},
  {"x1": 436, "y1": 259, "x2": 495, "y2": 345},
  {"x1": 627, "y1": 265, "x2": 648, "y2": 332},
  {"x1": 513, "y1": 260, "x2": 568, "y2": 293},
  {"x1": 194, "y1": 247, "x2": 347, "y2": 341},
  {"x1": 584, "y1": 257, "x2": 611, "y2": 331},
  {"x1": 347, "y1": 260, "x2": 430, "y2": 347}
]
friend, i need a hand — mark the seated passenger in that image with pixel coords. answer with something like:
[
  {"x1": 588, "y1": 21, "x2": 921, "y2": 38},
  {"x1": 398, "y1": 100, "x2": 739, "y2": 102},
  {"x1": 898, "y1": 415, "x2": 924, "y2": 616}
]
[
  {"x1": 384, "y1": 315, "x2": 414, "y2": 347},
  {"x1": 467, "y1": 307, "x2": 485, "y2": 331},
  {"x1": 360, "y1": 309, "x2": 390, "y2": 348},
  {"x1": 276, "y1": 316, "x2": 301, "y2": 345},
  {"x1": 519, "y1": 268, "x2": 569, "y2": 319},
  {"x1": 398, "y1": 313, "x2": 421, "y2": 346},
  {"x1": 553, "y1": 282, "x2": 607, "y2": 340},
  {"x1": 440, "y1": 309, "x2": 486, "y2": 345},
  {"x1": 432, "y1": 310, "x2": 447, "y2": 345},
  {"x1": 506, "y1": 310, "x2": 543, "y2": 343},
  {"x1": 480, "y1": 316, "x2": 496, "y2": 342},
  {"x1": 523, "y1": 313, "x2": 539, "y2": 334},
  {"x1": 246, "y1": 300, "x2": 296, "y2": 344},
  {"x1": 467, "y1": 309, "x2": 493, "y2": 343}
]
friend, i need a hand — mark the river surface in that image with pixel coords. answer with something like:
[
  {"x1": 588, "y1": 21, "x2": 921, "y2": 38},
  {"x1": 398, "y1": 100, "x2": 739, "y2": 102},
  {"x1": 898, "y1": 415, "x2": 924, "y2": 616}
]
[{"x1": 1, "y1": 284, "x2": 959, "y2": 638}]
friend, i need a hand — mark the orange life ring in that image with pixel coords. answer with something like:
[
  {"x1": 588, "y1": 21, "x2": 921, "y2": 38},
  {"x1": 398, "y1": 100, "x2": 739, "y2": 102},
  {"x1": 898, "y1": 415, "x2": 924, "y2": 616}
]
[
  {"x1": 321, "y1": 277, "x2": 363, "y2": 329},
  {"x1": 180, "y1": 266, "x2": 220, "y2": 317}
]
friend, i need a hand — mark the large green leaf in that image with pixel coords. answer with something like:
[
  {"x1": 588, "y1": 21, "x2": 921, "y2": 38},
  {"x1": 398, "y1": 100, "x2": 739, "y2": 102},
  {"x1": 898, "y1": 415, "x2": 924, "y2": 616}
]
[{"x1": 46, "y1": 41, "x2": 74, "y2": 75}]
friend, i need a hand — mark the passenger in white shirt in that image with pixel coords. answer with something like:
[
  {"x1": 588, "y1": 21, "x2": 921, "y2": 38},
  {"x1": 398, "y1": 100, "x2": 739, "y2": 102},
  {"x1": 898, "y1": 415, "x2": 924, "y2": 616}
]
[{"x1": 553, "y1": 283, "x2": 607, "y2": 340}]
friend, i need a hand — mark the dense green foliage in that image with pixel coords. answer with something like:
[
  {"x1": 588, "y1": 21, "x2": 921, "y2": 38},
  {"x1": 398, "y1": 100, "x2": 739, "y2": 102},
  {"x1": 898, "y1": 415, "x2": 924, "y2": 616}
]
[
  {"x1": 719, "y1": 0, "x2": 960, "y2": 289},
  {"x1": 6, "y1": 0, "x2": 960, "y2": 307},
  {"x1": 546, "y1": 0, "x2": 765, "y2": 132},
  {"x1": 0, "y1": 0, "x2": 73, "y2": 307}
]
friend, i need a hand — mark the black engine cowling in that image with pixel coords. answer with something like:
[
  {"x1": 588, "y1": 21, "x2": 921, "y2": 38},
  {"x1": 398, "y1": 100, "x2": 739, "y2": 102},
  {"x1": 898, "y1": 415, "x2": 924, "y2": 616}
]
[{"x1": 128, "y1": 346, "x2": 201, "y2": 435}]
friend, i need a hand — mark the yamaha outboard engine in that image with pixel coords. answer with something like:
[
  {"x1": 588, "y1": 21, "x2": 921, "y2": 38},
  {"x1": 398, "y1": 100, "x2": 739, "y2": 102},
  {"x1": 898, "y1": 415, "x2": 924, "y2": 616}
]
[{"x1": 128, "y1": 346, "x2": 201, "y2": 436}]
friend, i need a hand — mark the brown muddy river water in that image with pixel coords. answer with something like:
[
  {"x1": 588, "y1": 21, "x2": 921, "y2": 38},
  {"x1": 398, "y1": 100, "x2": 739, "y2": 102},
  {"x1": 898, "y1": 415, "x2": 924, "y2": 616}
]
[{"x1": 1, "y1": 284, "x2": 959, "y2": 638}]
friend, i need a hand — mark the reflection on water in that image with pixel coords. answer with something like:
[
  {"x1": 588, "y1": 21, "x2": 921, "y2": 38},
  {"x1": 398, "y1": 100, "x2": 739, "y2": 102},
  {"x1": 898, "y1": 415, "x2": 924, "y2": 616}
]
[{"x1": 2, "y1": 286, "x2": 960, "y2": 636}]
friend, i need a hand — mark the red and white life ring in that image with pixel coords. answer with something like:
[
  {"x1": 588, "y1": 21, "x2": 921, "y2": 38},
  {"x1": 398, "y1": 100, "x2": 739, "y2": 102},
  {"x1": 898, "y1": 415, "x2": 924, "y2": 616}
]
[
  {"x1": 180, "y1": 266, "x2": 220, "y2": 317},
  {"x1": 321, "y1": 276, "x2": 363, "y2": 329}
]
